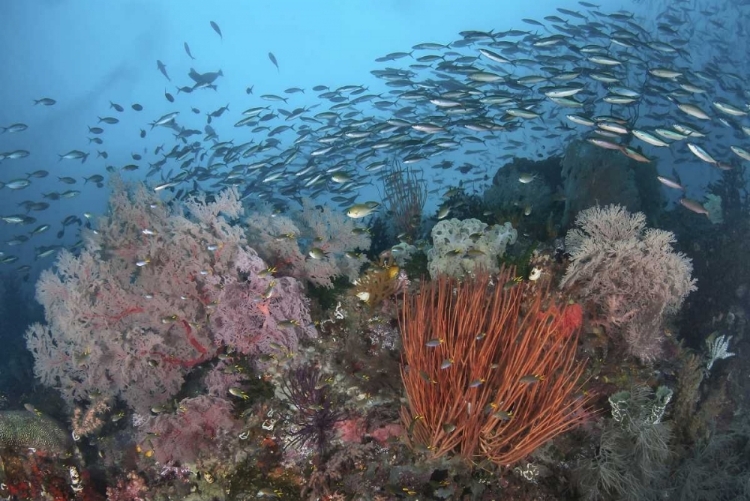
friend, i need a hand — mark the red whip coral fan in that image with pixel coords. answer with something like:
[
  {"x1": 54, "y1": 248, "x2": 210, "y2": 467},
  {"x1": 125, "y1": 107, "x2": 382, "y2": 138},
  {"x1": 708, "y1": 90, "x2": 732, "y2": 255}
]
[
  {"x1": 399, "y1": 267, "x2": 591, "y2": 466},
  {"x1": 25, "y1": 179, "x2": 316, "y2": 414}
]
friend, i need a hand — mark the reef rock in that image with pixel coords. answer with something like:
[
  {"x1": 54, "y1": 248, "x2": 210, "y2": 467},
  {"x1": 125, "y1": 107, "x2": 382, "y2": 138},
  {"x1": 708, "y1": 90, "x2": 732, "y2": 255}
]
[{"x1": 560, "y1": 140, "x2": 661, "y2": 226}]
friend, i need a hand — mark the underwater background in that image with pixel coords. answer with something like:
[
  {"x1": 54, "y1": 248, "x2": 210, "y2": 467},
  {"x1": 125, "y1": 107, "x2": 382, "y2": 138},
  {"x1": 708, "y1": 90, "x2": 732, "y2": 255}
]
[{"x1": 0, "y1": 0, "x2": 749, "y2": 499}]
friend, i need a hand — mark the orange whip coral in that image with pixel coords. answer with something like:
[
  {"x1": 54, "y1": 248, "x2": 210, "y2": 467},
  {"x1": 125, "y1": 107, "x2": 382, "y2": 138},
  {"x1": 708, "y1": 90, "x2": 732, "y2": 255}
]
[{"x1": 399, "y1": 267, "x2": 591, "y2": 466}]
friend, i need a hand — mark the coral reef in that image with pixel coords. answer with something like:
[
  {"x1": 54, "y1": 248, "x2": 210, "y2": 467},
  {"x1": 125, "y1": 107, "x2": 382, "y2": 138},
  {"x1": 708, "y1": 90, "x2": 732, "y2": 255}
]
[
  {"x1": 560, "y1": 140, "x2": 662, "y2": 226},
  {"x1": 427, "y1": 217, "x2": 517, "y2": 279},
  {"x1": 246, "y1": 198, "x2": 371, "y2": 288},
  {"x1": 561, "y1": 204, "x2": 696, "y2": 362},
  {"x1": 12, "y1": 155, "x2": 747, "y2": 501}
]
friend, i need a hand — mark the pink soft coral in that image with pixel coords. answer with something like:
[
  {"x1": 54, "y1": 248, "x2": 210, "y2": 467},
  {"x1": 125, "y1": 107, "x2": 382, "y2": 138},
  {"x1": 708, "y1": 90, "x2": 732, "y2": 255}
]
[
  {"x1": 26, "y1": 179, "x2": 316, "y2": 414},
  {"x1": 560, "y1": 204, "x2": 696, "y2": 362},
  {"x1": 136, "y1": 395, "x2": 241, "y2": 466},
  {"x1": 246, "y1": 198, "x2": 370, "y2": 288}
]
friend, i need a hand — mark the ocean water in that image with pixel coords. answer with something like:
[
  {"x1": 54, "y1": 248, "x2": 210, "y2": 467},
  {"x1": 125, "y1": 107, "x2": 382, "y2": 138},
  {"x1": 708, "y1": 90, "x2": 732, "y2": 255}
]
[{"x1": 0, "y1": 0, "x2": 748, "y2": 499}]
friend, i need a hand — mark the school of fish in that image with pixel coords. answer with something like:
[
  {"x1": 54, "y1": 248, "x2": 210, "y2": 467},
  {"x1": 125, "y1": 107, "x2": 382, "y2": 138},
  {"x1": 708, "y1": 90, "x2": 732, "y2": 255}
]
[{"x1": 1, "y1": 0, "x2": 749, "y2": 275}]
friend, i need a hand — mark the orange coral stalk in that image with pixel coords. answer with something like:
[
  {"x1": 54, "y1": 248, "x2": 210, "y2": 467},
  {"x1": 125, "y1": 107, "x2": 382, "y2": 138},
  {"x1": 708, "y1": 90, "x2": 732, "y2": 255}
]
[{"x1": 399, "y1": 267, "x2": 590, "y2": 466}]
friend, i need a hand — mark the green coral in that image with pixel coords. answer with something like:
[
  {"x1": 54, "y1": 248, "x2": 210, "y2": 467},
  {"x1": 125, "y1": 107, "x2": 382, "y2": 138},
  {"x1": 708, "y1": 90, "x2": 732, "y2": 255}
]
[
  {"x1": 576, "y1": 386, "x2": 673, "y2": 501},
  {"x1": 498, "y1": 241, "x2": 538, "y2": 279},
  {"x1": 403, "y1": 249, "x2": 429, "y2": 280},
  {"x1": 0, "y1": 410, "x2": 75, "y2": 457}
]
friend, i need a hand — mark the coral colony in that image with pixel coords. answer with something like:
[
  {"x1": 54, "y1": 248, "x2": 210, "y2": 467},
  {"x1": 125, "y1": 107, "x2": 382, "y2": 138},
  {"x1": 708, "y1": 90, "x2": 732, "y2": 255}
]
[{"x1": 1, "y1": 2, "x2": 750, "y2": 499}]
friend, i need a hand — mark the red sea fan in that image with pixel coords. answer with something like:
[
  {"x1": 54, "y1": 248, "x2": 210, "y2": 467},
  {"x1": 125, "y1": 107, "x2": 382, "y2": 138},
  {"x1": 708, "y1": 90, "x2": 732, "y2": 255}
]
[
  {"x1": 204, "y1": 360, "x2": 249, "y2": 398},
  {"x1": 138, "y1": 395, "x2": 241, "y2": 466},
  {"x1": 245, "y1": 198, "x2": 370, "y2": 288},
  {"x1": 25, "y1": 180, "x2": 317, "y2": 414},
  {"x1": 211, "y1": 276, "x2": 316, "y2": 357}
]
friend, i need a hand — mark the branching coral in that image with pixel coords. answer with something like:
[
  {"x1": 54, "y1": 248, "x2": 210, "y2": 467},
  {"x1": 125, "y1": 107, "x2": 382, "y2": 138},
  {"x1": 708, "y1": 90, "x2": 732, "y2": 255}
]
[
  {"x1": 560, "y1": 204, "x2": 696, "y2": 362},
  {"x1": 246, "y1": 198, "x2": 371, "y2": 288},
  {"x1": 279, "y1": 363, "x2": 344, "y2": 455}
]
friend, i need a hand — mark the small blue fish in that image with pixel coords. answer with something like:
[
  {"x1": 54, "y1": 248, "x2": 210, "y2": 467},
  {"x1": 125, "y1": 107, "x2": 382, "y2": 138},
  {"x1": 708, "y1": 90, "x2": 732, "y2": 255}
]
[
  {"x1": 419, "y1": 370, "x2": 436, "y2": 384},
  {"x1": 210, "y1": 21, "x2": 222, "y2": 39},
  {"x1": 425, "y1": 338, "x2": 443, "y2": 348},
  {"x1": 184, "y1": 42, "x2": 196, "y2": 60},
  {"x1": 268, "y1": 52, "x2": 279, "y2": 71},
  {"x1": 469, "y1": 378, "x2": 485, "y2": 388}
]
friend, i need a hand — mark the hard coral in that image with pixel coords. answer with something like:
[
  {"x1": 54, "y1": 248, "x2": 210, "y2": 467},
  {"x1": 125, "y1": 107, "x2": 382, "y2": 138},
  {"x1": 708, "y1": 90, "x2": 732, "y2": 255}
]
[{"x1": 427, "y1": 217, "x2": 517, "y2": 279}]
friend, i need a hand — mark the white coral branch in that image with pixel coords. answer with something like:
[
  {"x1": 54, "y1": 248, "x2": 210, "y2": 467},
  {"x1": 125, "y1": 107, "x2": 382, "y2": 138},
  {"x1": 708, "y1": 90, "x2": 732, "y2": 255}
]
[{"x1": 705, "y1": 334, "x2": 735, "y2": 372}]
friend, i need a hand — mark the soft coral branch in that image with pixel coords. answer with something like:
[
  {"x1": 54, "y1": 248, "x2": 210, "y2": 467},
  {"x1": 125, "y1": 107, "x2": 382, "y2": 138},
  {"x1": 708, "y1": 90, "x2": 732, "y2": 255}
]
[{"x1": 26, "y1": 179, "x2": 316, "y2": 414}]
